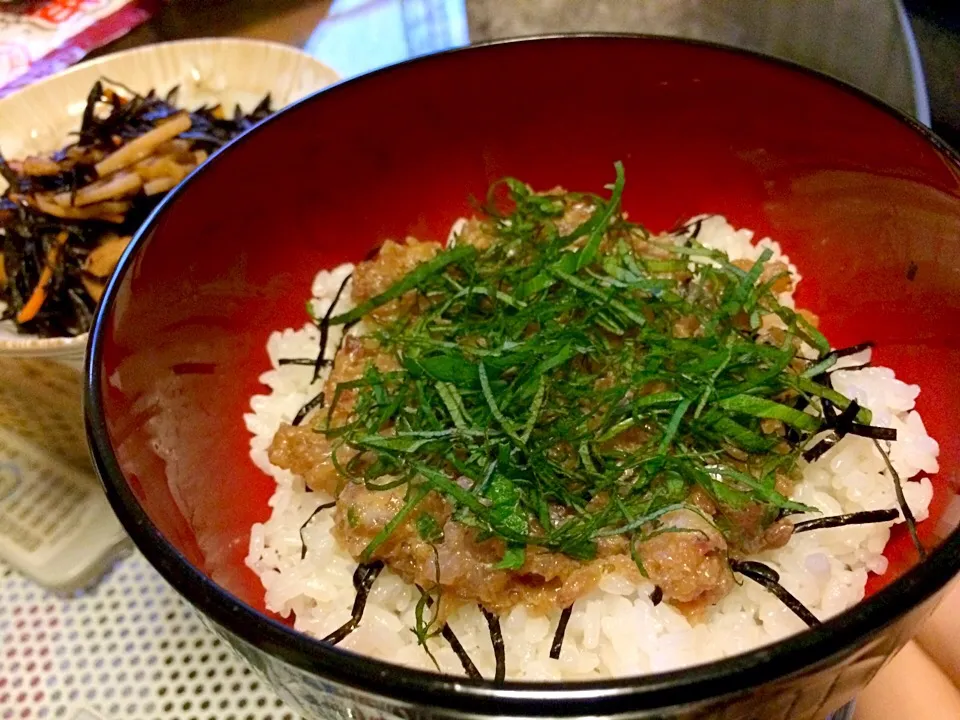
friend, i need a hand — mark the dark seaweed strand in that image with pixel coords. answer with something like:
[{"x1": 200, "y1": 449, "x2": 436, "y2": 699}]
[
  {"x1": 300, "y1": 500, "x2": 336, "y2": 559},
  {"x1": 873, "y1": 439, "x2": 926, "y2": 561},
  {"x1": 802, "y1": 436, "x2": 838, "y2": 463},
  {"x1": 440, "y1": 624, "x2": 482, "y2": 679},
  {"x1": 730, "y1": 560, "x2": 821, "y2": 628},
  {"x1": 671, "y1": 215, "x2": 715, "y2": 239},
  {"x1": 97, "y1": 76, "x2": 144, "y2": 102},
  {"x1": 419, "y1": 588, "x2": 482, "y2": 679},
  {"x1": 804, "y1": 399, "x2": 896, "y2": 462},
  {"x1": 816, "y1": 369, "x2": 835, "y2": 389},
  {"x1": 833, "y1": 341, "x2": 874, "y2": 359},
  {"x1": 848, "y1": 424, "x2": 897, "y2": 441},
  {"x1": 820, "y1": 396, "x2": 840, "y2": 430},
  {"x1": 821, "y1": 396, "x2": 838, "y2": 425},
  {"x1": 803, "y1": 393, "x2": 840, "y2": 462},
  {"x1": 650, "y1": 586, "x2": 664, "y2": 606},
  {"x1": 806, "y1": 361, "x2": 883, "y2": 442},
  {"x1": 79, "y1": 80, "x2": 103, "y2": 134},
  {"x1": 802, "y1": 392, "x2": 841, "y2": 462},
  {"x1": 829, "y1": 362, "x2": 871, "y2": 374},
  {"x1": 313, "y1": 272, "x2": 353, "y2": 382},
  {"x1": 293, "y1": 391, "x2": 326, "y2": 427},
  {"x1": 321, "y1": 561, "x2": 385, "y2": 645},
  {"x1": 548, "y1": 606, "x2": 573, "y2": 660},
  {"x1": 480, "y1": 607, "x2": 506, "y2": 682},
  {"x1": 833, "y1": 400, "x2": 897, "y2": 442},
  {"x1": 279, "y1": 358, "x2": 316, "y2": 366},
  {"x1": 793, "y1": 508, "x2": 899, "y2": 534},
  {"x1": 439, "y1": 624, "x2": 482, "y2": 679},
  {"x1": 832, "y1": 399, "x2": 860, "y2": 435},
  {"x1": 675, "y1": 218, "x2": 703, "y2": 240},
  {"x1": 808, "y1": 342, "x2": 874, "y2": 373}
]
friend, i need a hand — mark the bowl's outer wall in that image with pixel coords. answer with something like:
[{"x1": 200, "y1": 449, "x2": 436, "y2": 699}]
[
  {"x1": 213, "y1": 586, "x2": 950, "y2": 720},
  {"x1": 91, "y1": 37, "x2": 960, "y2": 719}
]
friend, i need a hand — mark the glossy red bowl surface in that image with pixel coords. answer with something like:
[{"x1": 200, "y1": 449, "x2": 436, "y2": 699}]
[{"x1": 86, "y1": 36, "x2": 960, "y2": 719}]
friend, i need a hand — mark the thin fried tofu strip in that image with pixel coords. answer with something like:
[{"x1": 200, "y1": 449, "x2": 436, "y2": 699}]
[{"x1": 95, "y1": 112, "x2": 192, "y2": 177}]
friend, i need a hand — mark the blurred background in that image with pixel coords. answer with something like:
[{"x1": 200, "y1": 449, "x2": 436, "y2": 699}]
[{"x1": 97, "y1": 0, "x2": 959, "y2": 142}]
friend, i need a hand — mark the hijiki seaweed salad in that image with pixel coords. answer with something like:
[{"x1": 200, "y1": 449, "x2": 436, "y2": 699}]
[
  {"x1": 246, "y1": 164, "x2": 937, "y2": 680},
  {"x1": 0, "y1": 80, "x2": 272, "y2": 338}
]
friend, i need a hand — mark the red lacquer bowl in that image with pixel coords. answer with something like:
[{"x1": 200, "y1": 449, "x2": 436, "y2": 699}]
[{"x1": 85, "y1": 36, "x2": 960, "y2": 720}]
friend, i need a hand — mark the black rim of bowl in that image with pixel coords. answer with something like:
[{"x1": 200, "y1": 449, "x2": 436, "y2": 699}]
[{"x1": 85, "y1": 34, "x2": 960, "y2": 716}]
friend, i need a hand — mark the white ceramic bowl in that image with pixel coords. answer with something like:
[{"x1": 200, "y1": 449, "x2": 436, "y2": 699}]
[{"x1": 0, "y1": 37, "x2": 338, "y2": 365}]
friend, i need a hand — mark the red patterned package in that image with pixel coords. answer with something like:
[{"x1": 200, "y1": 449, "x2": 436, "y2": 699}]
[{"x1": 0, "y1": 0, "x2": 158, "y2": 97}]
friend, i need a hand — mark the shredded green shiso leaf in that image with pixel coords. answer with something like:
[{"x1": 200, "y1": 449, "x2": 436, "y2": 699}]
[{"x1": 319, "y1": 163, "x2": 888, "y2": 567}]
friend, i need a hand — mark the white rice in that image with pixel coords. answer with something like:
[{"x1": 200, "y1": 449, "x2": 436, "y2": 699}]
[{"x1": 244, "y1": 217, "x2": 937, "y2": 680}]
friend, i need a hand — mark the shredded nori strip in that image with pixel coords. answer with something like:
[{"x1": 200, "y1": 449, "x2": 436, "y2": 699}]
[
  {"x1": 650, "y1": 586, "x2": 664, "y2": 606},
  {"x1": 678, "y1": 218, "x2": 703, "y2": 240},
  {"x1": 313, "y1": 273, "x2": 353, "y2": 381},
  {"x1": 278, "y1": 358, "x2": 316, "y2": 366},
  {"x1": 671, "y1": 215, "x2": 713, "y2": 240},
  {"x1": 873, "y1": 439, "x2": 926, "y2": 561},
  {"x1": 833, "y1": 341, "x2": 874, "y2": 358},
  {"x1": 299, "y1": 501, "x2": 336, "y2": 559},
  {"x1": 830, "y1": 362, "x2": 871, "y2": 374},
  {"x1": 417, "y1": 589, "x2": 482, "y2": 678},
  {"x1": 549, "y1": 606, "x2": 573, "y2": 660},
  {"x1": 731, "y1": 560, "x2": 821, "y2": 628},
  {"x1": 831, "y1": 399, "x2": 896, "y2": 441},
  {"x1": 805, "y1": 398, "x2": 897, "y2": 462},
  {"x1": 440, "y1": 624, "x2": 482, "y2": 679},
  {"x1": 803, "y1": 393, "x2": 840, "y2": 462},
  {"x1": 793, "y1": 508, "x2": 899, "y2": 533},
  {"x1": 832, "y1": 399, "x2": 860, "y2": 434},
  {"x1": 803, "y1": 436, "x2": 838, "y2": 463},
  {"x1": 292, "y1": 391, "x2": 326, "y2": 428},
  {"x1": 847, "y1": 424, "x2": 898, "y2": 441},
  {"x1": 480, "y1": 607, "x2": 506, "y2": 682},
  {"x1": 821, "y1": 397, "x2": 839, "y2": 429},
  {"x1": 321, "y1": 561, "x2": 384, "y2": 645}
]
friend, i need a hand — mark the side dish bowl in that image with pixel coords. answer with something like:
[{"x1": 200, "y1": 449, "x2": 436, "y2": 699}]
[
  {"x1": 0, "y1": 37, "x2": 337, "y2": 364},
  {"x1": 85, "y1": 36, "x2": 960, "y2": 720}
]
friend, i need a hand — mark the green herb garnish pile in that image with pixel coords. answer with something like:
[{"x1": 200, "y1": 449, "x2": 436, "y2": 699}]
[{"x1": 323, "y1": 163, "x2": 855, "y2": 569}]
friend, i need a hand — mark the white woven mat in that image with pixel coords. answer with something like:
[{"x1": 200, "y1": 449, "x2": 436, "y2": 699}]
[{"x1": 0, "y1": 553, "x2": 296, "y2": 720}]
